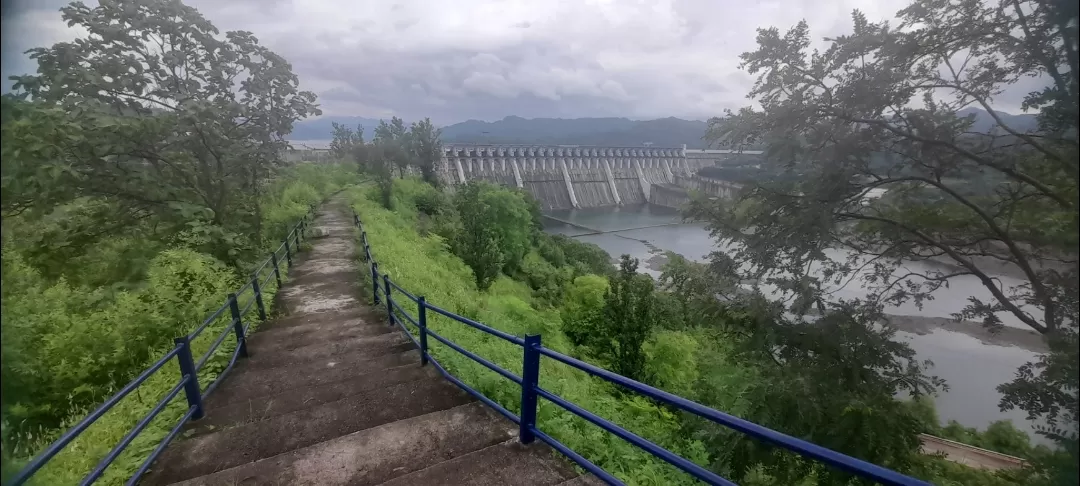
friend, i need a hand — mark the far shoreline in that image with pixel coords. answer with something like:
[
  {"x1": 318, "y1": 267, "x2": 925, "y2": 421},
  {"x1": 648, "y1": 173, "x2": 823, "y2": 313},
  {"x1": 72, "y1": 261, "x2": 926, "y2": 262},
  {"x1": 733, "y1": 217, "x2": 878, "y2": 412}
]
[{"x1": 628, "y1": 237, "x2": 1048, "y2": 354}]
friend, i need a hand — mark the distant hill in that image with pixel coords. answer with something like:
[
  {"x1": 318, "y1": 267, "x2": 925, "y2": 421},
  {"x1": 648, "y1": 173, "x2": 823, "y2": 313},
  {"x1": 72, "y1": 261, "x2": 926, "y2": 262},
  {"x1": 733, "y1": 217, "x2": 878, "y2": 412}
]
[
  {"x1": 956, "y1": 107, "x2": 1039, "y2": 133},
  {"x1": 288, "y1": 109, "x2": 1037, "y2": 147},
  {"x1": 289, "y1": 116, "x2": 384, "y2": 141}
]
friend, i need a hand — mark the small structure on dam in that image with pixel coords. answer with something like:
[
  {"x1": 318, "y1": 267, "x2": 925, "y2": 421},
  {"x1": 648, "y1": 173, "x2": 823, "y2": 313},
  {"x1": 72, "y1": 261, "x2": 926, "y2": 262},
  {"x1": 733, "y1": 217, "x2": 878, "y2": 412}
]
[
  {"x1": 649, "y1": 175, "x2": 745, "y2": 209},
  {"x1": 440, "y1": 145, "x2": 760, "y2": 210}
]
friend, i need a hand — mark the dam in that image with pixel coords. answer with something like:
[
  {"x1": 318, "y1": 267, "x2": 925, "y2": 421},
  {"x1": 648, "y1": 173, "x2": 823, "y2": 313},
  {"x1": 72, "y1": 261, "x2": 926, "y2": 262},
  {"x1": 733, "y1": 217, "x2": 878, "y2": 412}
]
[{"x1": 439, "y1": 145, "x2": 760, "y2": 210}]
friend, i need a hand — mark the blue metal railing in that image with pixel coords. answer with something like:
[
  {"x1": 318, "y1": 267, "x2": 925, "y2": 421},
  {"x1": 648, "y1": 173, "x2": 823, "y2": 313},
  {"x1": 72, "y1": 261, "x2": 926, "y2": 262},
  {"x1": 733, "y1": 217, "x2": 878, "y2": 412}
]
[
  {"x1": 353, "y1": 213, "x2": 930, "y2": 486},
  {"x1": 8, "y1": 208, "x2": 316, "y2": 486}
]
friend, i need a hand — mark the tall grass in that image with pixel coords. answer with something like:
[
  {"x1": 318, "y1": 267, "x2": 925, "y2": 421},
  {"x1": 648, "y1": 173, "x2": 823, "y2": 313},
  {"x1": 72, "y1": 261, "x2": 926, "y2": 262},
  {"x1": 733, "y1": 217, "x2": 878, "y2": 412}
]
[{"x1": 349, "y1": 183, "x2": 714, "y2": 485}]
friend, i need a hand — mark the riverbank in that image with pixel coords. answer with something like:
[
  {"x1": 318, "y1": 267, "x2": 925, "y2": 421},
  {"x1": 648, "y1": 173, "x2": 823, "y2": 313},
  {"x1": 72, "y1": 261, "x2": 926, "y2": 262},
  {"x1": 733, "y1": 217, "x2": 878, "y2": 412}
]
[
  {"x1": 635, "y1": 233, "x2": 1048, "y2": 353},
  {"x1": 546, "y1": 206, "x2": 1046, "y2": 440},
  {"x1": 885, "y1": 315, "x2": 1047, "y2": 353}
]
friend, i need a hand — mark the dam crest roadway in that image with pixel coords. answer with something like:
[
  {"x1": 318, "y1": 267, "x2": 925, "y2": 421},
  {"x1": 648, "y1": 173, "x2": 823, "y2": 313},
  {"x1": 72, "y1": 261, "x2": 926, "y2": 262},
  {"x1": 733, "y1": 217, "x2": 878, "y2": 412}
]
[{"x1": 439, "y1": 144, "x2": 758, "y2": 210}]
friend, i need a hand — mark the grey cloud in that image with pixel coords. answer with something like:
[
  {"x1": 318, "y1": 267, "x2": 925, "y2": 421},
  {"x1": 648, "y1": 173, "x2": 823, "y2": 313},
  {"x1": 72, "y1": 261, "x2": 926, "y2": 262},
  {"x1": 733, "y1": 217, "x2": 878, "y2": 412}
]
[{"x1": 2, "y1": 0, "x2": 1049, "y2": 123}]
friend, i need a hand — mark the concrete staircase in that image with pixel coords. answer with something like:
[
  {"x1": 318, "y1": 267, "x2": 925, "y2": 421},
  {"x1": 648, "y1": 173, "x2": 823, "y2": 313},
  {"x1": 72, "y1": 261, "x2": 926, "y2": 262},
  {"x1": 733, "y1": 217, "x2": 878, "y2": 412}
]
[{"x1": 141, "y1": 200, "x2": 597, "y2": 486}]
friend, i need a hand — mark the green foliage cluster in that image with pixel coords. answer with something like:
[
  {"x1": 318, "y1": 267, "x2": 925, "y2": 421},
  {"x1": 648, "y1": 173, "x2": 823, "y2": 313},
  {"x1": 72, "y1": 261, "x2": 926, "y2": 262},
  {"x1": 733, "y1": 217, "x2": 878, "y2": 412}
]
[
  {"x1": 353, "y1": 177, "x2": 1070, "y2": 485},
  {"x1": 700, "y1": 1, "x2": 1078, "y2": 479},
  {"x1": 0, "y1": 163, "x2": 354, "y2": 484},
  {"x1": 335, "y1": 116, "x2": 444, "y2": 203},
  {"x1": 351, "y1": 182, "x2": 721, "y2": 485},
  {"x1": 564, "y1": 256, "x2": 658, "y2": 381},
  {"x1": 448, "y1": 182, "x2": 535, "y2": 290}
]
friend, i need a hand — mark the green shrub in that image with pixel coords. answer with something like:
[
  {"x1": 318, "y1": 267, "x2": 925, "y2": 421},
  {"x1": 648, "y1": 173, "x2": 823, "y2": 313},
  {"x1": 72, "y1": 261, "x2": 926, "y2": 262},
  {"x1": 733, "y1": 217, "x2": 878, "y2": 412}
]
[
  {"x1": 1, "y1": 248, "x2": 237, "y2": 429},
  {"x1": 516, "y1": 252, "x2": 573, "y2": 306},
  {"x1": 644, "y1": 331, "x2": 700, "y2": 397},
  {"x1": 448, "y1": 182, "x2": 533, "y2": 290},
  {"x1": 543, "y1": 234, "x2": 613, "y2": 277}
]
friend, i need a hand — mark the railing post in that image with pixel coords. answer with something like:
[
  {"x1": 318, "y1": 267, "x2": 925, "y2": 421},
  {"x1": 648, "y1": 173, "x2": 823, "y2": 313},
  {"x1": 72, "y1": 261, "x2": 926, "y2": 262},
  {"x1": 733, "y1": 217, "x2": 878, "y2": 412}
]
[
  {"x1": 383, "y1": 274, "x2": 393, "y2": 326},
  {"x1": 371, "y1": 262, "x2": 380, "y2": 305},
  {"x1": 295, "y1": 226, "x2": 302, "y2": 250},
  {"x1": 270, "y1": 252, "x2": 282, "y2": 288},
  {"x1": 174, "y1": 337, "x2": 205, "y2": 420},
  {"x1": 227, "y1": 292, "x2": 249, "y2": 358},
  {"x1": 298, "y1": 220, "x2": 304, "y2": 244},
  {"x1": 418, "y1": 296, "x2": 429, "y2": 366},
  {"x1": 251, "y1": 274, "x2": 268, "y2": 321},
  {"x1": 284, "y1": 238, "x2": 293, "y2": 268},
  {"x1": 519, "y1": 334, "x2": 541, "y2": 444}
]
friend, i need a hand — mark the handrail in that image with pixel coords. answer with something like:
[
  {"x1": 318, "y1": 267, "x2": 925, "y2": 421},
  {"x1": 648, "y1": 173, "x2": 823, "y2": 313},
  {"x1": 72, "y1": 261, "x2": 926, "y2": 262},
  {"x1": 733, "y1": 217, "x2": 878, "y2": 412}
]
[
  {"x1": 8, "y1": 208, "x2": 315, "y2": 486},
  {"x1": 190, "y1": 303, "x2": 231, "y2": 341},
  {"x1": 195, "y1": 319, "x2": 240, "y2": 371},
  {"x1": 425, "y1": 302, "x2": 526, "y2": 345},
  {"x1": 354, "y1": 211, "x2": 931, "y2": 486},
  {"x1": 387, "y1": 278, "x2": 419, "y2": 302}
]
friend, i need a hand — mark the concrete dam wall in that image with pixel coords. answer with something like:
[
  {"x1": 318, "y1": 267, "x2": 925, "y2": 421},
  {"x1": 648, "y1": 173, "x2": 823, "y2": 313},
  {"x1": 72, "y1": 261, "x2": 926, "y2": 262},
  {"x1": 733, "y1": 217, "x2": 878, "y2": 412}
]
[
  {"x1": 649, "y1": 175, "x2": 745, "y2": 209},
  {"x1": 441, "y1": 145, "x2": 754, "y2": 210}
]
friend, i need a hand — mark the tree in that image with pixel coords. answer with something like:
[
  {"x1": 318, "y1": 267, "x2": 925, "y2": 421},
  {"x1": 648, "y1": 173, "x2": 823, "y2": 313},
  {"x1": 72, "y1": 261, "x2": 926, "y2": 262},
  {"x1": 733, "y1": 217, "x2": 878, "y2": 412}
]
[
  {"x1": 330, "y1": 122, "x2": 364, "y2": 160},
  {"x1": 451, "y1": 182, "x2": 533, "y2": 290},
  {"x1": 373, "y1": 117, "x2": 410, "y2": 178},
  {"x1": 698, "y1": 0, "x2": 1078, "y2": 462},
  {"x1": 408, "y1": 118, "x2": 443, "y2": 187},
  {"x1": 5, "y1": 0, "x2": 319, "y2": 268},
  {"x1": 658, "y1": 251, "x2": 710, "y2": 327},
  {"x1": 565, "y1": 255, "x2": 656, "y2": 381}
]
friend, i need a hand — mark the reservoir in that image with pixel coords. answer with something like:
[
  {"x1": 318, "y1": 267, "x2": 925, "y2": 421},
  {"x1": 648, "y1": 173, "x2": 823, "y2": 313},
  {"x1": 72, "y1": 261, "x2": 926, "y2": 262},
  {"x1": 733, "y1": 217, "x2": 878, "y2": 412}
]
[{"x1": 544, "y1": 204, "x2": 1048, "y2": 442}]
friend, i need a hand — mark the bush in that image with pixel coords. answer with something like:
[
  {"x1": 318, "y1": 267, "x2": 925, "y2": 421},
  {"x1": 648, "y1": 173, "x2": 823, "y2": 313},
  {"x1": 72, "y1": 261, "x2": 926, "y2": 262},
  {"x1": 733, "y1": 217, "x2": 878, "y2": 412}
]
[
  {"x1": 644, "y1": 331, "x2": 700, "y2": 397},
  {"x1": 516, "y1": 252, "x2": 574, "y2": 306},
  {"x1": 543, "y1": 234, "x2": 613, "y2": 277},
  {"x1": 1, "y1": 162, "x2": 344, "y2": 484},
  {"x1": 1, "y1": 249, "x2": 237, "y2": 429},
  {"x1": 449, "y1": 182, "x2": 533, "y2": 290}
]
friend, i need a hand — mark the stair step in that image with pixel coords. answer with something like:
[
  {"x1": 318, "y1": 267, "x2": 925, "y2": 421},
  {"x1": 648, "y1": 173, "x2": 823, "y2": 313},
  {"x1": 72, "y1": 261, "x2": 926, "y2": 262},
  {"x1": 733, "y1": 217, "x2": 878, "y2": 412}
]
[
  {"x1": 286, "y1": 265, "x2": 358, "y2": 287},
  {"x1": 377, "y1": 439, "x2": 579, "y2": 486},
  {"x1": 246, "y1": 317, "x2": 392, "y2": 350},
  {"x1": 205, "y1": 350, "x2": 420, "y2": 407},
  {"x1": 143, "y1": 378, "x2": 475, "y2": 485},
  {"x1": 261, "y1": 307, "x2": 376, "y2": 331},
  {"x1": 163, "y1": 402, "x2": 514, "y2": 486},
  {"x1": 247, "y1": 324, "x2": 399, "y2": 356},
  {"x1": 276, "y1": 268, "x2": 364, "y2": 314},
  {"x1": 242, "y1": 333, "x2": 412, "y2": 370},
  {"x1": 190, "y1": 364, "x2": 435, "y2": 436}
]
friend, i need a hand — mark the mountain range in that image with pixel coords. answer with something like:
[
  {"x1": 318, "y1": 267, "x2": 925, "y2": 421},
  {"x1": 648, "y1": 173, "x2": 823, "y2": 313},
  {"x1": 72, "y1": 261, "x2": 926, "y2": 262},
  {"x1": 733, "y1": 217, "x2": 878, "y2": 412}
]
[{"x1": 288, "y1": 108, "x2": 1038, "y2": 148}]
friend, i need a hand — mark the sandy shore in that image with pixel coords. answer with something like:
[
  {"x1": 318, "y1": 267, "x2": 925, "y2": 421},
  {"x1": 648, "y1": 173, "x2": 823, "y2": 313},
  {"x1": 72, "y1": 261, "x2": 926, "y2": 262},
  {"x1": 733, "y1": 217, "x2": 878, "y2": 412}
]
[
  {"x1": 883, "y1": 314, "x2": 1047, "y2": 353},
  {"x1": 626, "y1": 238, "x2": 1049, "y2": 354}
]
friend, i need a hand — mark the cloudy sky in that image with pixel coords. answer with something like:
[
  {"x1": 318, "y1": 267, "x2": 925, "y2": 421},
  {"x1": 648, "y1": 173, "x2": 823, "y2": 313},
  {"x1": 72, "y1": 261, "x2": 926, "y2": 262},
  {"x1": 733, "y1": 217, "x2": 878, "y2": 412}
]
[{"x1": 0, "y1": 0, "x2": 1035, "y2": 124}]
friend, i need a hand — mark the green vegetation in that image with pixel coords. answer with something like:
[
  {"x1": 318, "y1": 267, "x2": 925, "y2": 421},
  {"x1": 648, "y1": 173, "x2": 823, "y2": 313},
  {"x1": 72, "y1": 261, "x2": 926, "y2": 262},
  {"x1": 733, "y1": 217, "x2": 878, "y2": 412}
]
[
  {"x1": 694, "y1": 0, "x2": 1076, "y2": 483},
  {"x1": 1, "y1": 163, "x2": 354, "y2": 484},
  {"x1": 449, "y1": 182, "x2": 534, "y2": 290},
  {"x1": 351, "y1": 180, "x2": 715, "y2": 485},
  {"x1": 351, "y1": 177, "x2": 1057, "y2": 485},
  {"x1": 565, "y1": 255, "x2": 657, "y2": 381},
  {"x1": 0, "y1": 0, "x2": 362, "y2": 482}
]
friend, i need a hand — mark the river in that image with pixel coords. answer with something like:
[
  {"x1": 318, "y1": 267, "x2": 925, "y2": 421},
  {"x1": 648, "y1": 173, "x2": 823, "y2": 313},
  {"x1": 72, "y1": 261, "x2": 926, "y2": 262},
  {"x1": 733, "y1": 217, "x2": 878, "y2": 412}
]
[{"x1": 543, "y1": 204, "x2": 1048, "y2": 443}]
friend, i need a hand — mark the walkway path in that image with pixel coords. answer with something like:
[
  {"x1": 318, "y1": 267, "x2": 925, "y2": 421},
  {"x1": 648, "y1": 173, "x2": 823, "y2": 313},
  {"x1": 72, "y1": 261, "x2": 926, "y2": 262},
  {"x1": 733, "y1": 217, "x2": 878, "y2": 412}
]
[{"x1": 141, "y1": 199, "x2": 594, "y2": 485}]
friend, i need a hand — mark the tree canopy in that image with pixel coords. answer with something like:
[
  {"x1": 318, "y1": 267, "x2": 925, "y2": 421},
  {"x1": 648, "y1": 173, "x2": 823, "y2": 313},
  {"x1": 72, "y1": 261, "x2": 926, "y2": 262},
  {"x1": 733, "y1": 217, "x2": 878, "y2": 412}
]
[
  {"x1": 697, "y1": 0, "x2": 1077, "y2": 477},
  {"x1": 3, "y1": 0, "x2": 320, "y2": 267}
]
